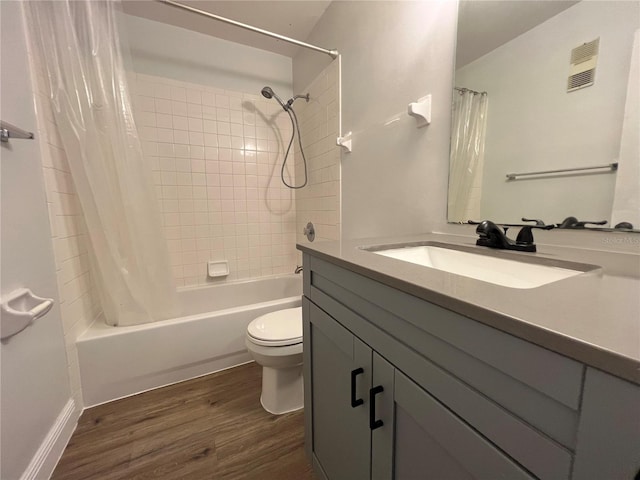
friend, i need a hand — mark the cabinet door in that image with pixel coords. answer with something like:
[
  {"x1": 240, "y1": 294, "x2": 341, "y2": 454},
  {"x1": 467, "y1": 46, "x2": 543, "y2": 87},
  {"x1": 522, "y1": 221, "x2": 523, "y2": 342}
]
[
  {"x1": 309, "y1": 302, "x2": 372, "y2": 480},
  {"x1": 389, "y1": 371, "x2": 535, "y2": 480},
  {"x1": 572, "y1": 368, "x2": 640, "y2": 479}
]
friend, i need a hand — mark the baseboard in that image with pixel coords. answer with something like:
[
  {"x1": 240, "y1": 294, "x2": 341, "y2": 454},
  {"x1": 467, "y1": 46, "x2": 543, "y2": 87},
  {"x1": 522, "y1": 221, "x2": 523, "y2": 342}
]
[{"x1": 20, "y1": 398, "x2": 80, "y2": 480}]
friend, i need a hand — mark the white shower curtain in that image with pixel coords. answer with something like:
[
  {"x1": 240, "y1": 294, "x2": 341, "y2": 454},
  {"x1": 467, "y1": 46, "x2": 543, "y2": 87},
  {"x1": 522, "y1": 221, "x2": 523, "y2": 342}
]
[
  {"x1": 448, "y1": 89, "x2": 488, "y2": 222},
  {"x1": 24, "y1": 1, "x2": 177, "y2": 326}
]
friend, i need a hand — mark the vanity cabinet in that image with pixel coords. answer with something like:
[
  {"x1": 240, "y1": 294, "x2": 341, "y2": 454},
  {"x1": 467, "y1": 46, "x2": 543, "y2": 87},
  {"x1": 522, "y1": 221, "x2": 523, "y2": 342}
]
[
  {"x1": 301, "y1": 252, "x2": 640, "y2": 480},
  {"x1": 306, "y1": 299, "x2": 534, "y2": 480},
  {"x1": 307, "y1": 300, "x2": 371, "y2": 480}
]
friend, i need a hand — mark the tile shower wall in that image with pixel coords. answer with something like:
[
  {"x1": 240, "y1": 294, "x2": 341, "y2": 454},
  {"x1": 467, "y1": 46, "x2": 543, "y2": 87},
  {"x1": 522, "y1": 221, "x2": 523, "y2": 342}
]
[
  {"x1": 295, "y1": 60, "x2": 341, "y2": 245},
  {"x1": 130, "y1": 73, "x2": 298, "y2": 286},
  {"x1": 26, "y1": 37, "x2": 102, "y2": 408}
]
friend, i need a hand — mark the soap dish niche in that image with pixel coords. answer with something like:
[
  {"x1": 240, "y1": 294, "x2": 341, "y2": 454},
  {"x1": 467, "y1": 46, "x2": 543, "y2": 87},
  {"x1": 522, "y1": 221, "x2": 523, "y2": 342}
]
[{"x1": 208, "y1": 260, "x2": 229, "y2": 278}]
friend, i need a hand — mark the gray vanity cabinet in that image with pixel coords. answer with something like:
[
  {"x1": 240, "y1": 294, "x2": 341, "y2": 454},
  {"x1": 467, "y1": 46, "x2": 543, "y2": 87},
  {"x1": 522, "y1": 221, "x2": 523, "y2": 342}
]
[
  {"x1": 305, "y1": 298, "x2": 535, "y2": 480},
  {"x1": 307, "y1": 299, "x2": 372, "y2": 480},
  {"x1": 572, "y1": 367, "x2": 640, "y2": 479},
  {"x1": 388, "y1": 370, "x2": 535, "y2": 480},
  {"x1": 301, "y1": 252, "x2": 639, "y2": 480}
]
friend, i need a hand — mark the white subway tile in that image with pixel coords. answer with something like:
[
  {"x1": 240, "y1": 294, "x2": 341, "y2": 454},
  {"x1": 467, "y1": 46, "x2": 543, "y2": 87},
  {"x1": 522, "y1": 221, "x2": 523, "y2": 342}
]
[
  {"x1": 188, "y1": 117, "x2": 203, "y2": 132},
  {"x1": 218, "y1": 148, "x2": 232, "y2": 161},
  {"x1": 154, "y1": 83, "x2": 172, "y2": 99},
  {"x1": 189, "y1": 132, "x2": 205, "y2": 146},
  {"x1": 191, "y1": 159, "x2": 205, "y2": 173},
  {"x1": 186, "y1": 89, "x2": 202, "y2": 104},
  {"x1": 202, "y1": 105, "x2": 216, "y2": 120},
  {"x1": 171, "y1": 86, "x2": 187, "y2": 102},
  {"x1": 216, "y1": 108, "x2": 230, "y2": 122},
  {"x1": 215, "y1": 94, "x2": 230, "y2": 108},
  {"x1": 172, "y1": 101, "x2": 188, "y2": 116},
  {"x1": 217, "y1": 122, "x2": 231, "y2": 136},
  {"x1": 174, "y1": 130, "x2": 189, "y2": 145},
  {"x1": 155, "y1": 98, "x2": 172, "y2": 114},
  {"x1": 202, "y1": 91, "x2": 215, "y2": 107},
  {"x1": 203, "y1": 120, "x2": 217, "y2": 134},
  {"x1": 187, "y1": 103, "x2": 203, "y2": 117},
  {"x1": 139, "y1": 96, "x2": 156, "y2": 112},
  {"x1": 157, "y1": 142, "x2": 174, "y2": 157},
  {"x1": 190, "y1": 145, "x2": 204, "y2": 159},
  {"x1": 204, "y1": 147, "x2": 219, "y2": 160},
  {"x1": 230, "y1": 110, "x2": 243, "y2": 124},
  {"x1": 172, "y1": 115, "x2": 189, "y2": 131}
]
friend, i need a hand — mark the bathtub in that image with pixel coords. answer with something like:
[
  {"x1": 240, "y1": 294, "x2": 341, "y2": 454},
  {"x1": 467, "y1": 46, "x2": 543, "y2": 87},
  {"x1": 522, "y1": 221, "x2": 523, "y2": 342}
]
[{"x1": 77, "y1": 274, "x2": 302, "y2": 407}]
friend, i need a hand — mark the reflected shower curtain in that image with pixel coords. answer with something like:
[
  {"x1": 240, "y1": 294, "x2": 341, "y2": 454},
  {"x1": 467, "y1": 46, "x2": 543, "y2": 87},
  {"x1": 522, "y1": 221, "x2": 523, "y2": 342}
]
[
  {"x1": 24, "y1": 1, "x2": 177, "y2": 326},
  {"x1": 448, "y1": 89, "x2": 488, "y2": 222}
]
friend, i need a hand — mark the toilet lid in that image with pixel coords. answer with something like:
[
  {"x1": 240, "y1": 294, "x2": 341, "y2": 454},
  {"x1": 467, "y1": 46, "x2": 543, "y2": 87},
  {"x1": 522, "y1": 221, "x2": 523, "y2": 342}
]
[{"x1": 247, "y1": 307, "x2": 302, "y2": 346}]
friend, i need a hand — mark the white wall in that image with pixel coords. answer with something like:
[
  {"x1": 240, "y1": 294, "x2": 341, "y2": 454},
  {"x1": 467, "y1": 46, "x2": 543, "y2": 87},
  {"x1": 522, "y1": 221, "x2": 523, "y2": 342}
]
[
  {"x1": 294, "y1": 1, "x2": 457, "y2": 239},
  {"x1": 1, "y1": 3, "x2": 81, "y2": 478},
  {"x1": 455, "y1": 1, "x2": 639, "y2": 225},
  {"x1": 120, "y1": 13, "x2": 293, "y2": 98},
  {"x1": 611, "y1": 30, "x2": 640, "y2": 228}
]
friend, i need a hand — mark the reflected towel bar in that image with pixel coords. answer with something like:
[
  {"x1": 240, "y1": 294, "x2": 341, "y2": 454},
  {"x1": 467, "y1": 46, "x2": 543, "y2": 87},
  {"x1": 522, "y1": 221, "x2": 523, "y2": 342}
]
[
  {"x1": 506, "y1": 162, "x2": 618, "y2": 180},
  {"x1": 1, "y1": 120, "x2": 34, "y2": 143}
]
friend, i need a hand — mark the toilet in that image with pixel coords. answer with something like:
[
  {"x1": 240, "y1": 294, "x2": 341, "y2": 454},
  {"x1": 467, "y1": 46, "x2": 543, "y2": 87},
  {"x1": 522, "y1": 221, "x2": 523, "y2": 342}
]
[{"x1": 245, "y1": 307, "x2": 303, "y2": 415}]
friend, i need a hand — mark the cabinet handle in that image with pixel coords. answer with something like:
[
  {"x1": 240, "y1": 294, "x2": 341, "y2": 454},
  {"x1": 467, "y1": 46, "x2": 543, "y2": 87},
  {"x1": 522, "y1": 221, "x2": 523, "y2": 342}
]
[
  {"x1": 369, "y1": 385, "x2": 384, "y2": 430},
  {"x1": 350, "y1": 368, "x2": 364, "y2": 408}
]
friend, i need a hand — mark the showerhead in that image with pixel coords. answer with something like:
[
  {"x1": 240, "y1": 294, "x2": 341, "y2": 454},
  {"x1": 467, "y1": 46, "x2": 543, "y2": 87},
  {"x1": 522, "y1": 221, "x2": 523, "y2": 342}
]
[{"x1": 261, "y1": 86, "x2": 287, "y2": 111}]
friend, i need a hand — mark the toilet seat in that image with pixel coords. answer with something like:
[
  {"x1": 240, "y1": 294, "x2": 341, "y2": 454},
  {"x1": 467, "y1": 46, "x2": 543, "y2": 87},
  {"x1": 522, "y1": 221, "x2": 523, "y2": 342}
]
[{"x1": 247, "y1": 307, "x2": 302, "y2": 347}]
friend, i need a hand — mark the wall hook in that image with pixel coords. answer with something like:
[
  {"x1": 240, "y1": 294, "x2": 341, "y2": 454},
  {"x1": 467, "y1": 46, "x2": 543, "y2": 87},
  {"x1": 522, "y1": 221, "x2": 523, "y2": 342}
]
[{"x1": 408, "y1": 95, "x2": 432, "y2": 128}]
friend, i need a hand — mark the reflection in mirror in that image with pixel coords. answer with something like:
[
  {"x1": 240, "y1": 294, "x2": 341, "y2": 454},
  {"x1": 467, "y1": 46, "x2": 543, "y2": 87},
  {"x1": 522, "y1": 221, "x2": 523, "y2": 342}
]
[{"x1": 448, "y1": 1, "x2": 640, "y2": 231}]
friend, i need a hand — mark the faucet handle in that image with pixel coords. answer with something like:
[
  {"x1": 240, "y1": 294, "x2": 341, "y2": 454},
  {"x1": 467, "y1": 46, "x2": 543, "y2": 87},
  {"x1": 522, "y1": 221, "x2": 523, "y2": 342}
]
[
  {"x1": 522, "y1": 217, "x2": 546, "y2": 226},
  {"x1": 516, "y1": 226, "x2": 535, "y2": 245}
]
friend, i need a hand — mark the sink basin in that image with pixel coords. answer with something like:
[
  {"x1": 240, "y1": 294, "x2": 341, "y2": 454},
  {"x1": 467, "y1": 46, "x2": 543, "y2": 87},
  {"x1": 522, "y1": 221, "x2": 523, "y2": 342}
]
[{"x1": 365, "y1": 243, "x2": 591, "y2": 289}]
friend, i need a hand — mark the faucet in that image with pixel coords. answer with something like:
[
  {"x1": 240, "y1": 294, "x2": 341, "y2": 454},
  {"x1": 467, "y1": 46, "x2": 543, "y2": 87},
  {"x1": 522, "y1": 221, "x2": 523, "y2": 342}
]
[
  {"x1": 475, "y1": 220, "x2": 537, "y2": 252},
  {"x1": 557, "y1": 216, "x2": 607, "y2": 229}
]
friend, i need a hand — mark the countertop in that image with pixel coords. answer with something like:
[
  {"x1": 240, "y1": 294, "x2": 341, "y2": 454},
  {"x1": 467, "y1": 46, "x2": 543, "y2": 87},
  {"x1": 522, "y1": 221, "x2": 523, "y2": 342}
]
[{"x1": 298, "y1": 233, "x2": 640, "y2": 385}]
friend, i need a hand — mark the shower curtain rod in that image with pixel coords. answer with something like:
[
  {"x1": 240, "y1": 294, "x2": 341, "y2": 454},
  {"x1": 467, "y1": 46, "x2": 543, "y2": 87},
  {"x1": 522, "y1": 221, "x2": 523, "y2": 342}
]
[
  {"x1": 158, "y1": 0, "x2": 339, "y2": 59},
  {"x1": 455, "y1": 87, "x2": 487, "y2": 96}
]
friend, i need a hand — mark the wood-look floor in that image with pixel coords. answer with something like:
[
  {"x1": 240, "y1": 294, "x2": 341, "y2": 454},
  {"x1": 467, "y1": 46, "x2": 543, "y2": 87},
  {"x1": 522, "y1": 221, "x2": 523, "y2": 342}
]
[{"x1": 52, "y1": 362, "x2": 316, "y2": 480}]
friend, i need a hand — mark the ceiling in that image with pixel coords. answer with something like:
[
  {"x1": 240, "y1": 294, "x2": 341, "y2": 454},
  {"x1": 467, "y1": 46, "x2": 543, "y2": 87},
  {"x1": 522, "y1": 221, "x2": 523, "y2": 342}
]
[
  {"x1": 121, "y1": 0, "x2": 332, "y2": 58},
  {"x1": 456, "y1": 0, "x2": 580, "y2": 67},
  {"x1": 122, "y1": 1, "x2": 582, "y2": 66}
]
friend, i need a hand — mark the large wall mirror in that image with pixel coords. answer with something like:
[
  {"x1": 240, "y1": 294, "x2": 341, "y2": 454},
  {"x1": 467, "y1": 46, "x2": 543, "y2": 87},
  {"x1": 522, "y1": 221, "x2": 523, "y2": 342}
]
[{"x1": 448, "y1": 0, "x2": 639, "y2": 231}]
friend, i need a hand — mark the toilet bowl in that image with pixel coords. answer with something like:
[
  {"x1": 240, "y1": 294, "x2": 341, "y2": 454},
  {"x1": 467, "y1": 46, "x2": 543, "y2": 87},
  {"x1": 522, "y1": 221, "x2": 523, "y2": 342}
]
[{"x1": 245, "y1": 306, "x2": 303, "y2": 415}]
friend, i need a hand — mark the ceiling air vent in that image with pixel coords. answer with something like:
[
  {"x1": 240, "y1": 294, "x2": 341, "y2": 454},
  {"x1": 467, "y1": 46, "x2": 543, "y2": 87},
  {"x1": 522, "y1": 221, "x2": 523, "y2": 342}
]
[{"x1": 567, "y1": 38, "x2": 599, "y2": 92}]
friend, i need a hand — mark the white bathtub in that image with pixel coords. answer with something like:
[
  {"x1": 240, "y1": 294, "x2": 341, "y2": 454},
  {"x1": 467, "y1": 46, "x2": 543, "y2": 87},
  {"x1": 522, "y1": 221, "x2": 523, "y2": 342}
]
[{"x1": 77, "y1": 274, "x2": 302, "y2": 407}]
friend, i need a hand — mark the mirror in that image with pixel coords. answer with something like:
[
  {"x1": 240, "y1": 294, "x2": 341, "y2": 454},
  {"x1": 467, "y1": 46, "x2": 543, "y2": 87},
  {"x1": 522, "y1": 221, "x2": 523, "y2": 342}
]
[{"x1": 448, "y1": 0, "x2": 640, "y2": 231}]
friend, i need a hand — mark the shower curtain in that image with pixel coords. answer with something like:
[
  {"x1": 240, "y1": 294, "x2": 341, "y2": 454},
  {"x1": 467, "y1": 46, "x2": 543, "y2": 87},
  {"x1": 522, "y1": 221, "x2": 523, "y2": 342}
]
[
  {"x1": 24, "y1": 1, "x2": 177, "y2": 326},
  {"x1": 448, "y1": 89, "x2": 488, "y2": 222}
]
